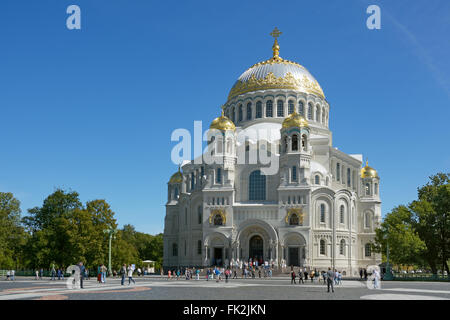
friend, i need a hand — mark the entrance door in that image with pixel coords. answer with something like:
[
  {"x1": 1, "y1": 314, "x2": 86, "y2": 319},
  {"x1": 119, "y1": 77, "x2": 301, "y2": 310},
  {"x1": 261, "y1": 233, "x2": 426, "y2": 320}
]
[
  {"x1": 288, "y1": 247, "x2": 299, "y2": 266},
  {"x1": 249, "y1": 235, "x2": 264, "y2": 261},
  {"x1": 213, "y1": 248, "x2": 223, "y2": 266}
]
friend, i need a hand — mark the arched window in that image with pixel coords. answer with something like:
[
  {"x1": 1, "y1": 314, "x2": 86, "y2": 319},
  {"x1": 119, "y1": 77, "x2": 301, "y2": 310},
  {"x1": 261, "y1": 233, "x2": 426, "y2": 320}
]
[
  {"x1": 365, "y1": 243, "x2": 372, "y2": 257},
  {"x1": 246, "y1": 102, "x2": 252, "y2": 120},
  {"x1": 320, "y1": 204, "x2": 325, "y2": 223},
  {"x1": 238, "y1": 104, "x2": 243, "y2": 122},
  {"x1": 315, "y1": 175, "x2": 320, "y2": 185},
  {"x1": 308, "y1": 103, "x2": 313, "y2": 120},
  {"x1": 292, "y1": 166, "x2": 297, "y2": 181},
  {"x1": 277, "y1": 100, "x2": 284, "y2": 117},
  {"x1": 216, "y1": 168, "x2": 222, "y2": 183},
  {"x1": 256, "y1": 101, "x2": 262, "y2": 118},
  {"x1": 213, "y1": 214, "x2": 223, "y2": 226},
  {"x1": 298, "y1": 101, "x2": 304, "y2": 116},
  {"x1": 322, "y1": 108, "x2": 325, "y2": 123},
  {"x1": 231, "y1": 107, "x2": 235, "y2": 123},
  {"x1": 191, "y1": 172, "x2": 195, "y2": 190},
  {"x1": 301, "y1": 134, "x2": 307, "y2": 151},
  {"x1": 320, "y1": 239, "x2": 326, "y2": 255},
  {"x1": 174, "y1": 187, "x2": 179, "y2": 199},
  {"x1": 336, "y1": 163, "x2": 341, "y2": 181},
  {"x1": 375, "y1": 183, "x2": 378, "y2": 195},
  {"x1": 347, "y1": 168, "x2": 351, "y2": 187},
  {"x1": 172, "y1": 243, "x2": 178, "y2": 256},
  {"x1": 198, "y1": 206, "x2": 202, "y2": 224},
  {"x1": 316, "y1": 106, "x2": 320, "y2": 122},
  {"x1": 197, "y1": 240, "x2": 202, "y2": 255},
  {"x1": 340, "y1": 239, "x2": 345, "y2": 255},
  {"x1": 288, "y1": 100, "x2": 294, "y2": 114},
  {"x1": 365, "y1": 183, "x2": 371, "y2": 195},
  {"x1": 283, "y1": 136, "x2": 288, "y2": 153},
  {"x1": 249, "y1": 170, "x2": 266, "y2": 200},
  {"x1": 266, "y1": 100, "x2": 273, "y2": 117},
  {"x1": 292, "y1": 134, "x2": 298, "y2": 151},
  {"x1": 289, "y1": 214, "x2": 299, "y2": 225},
  {"x1": 365, "y1": 211, "x2": 371, "y2": 228},
  {"x1": 340, "y1": 205, "x2": 345, "y2": 224}
]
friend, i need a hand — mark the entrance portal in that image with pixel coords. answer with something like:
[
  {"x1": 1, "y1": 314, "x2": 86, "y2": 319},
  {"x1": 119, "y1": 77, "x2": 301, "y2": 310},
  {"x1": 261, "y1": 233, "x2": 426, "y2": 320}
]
[
  {"x1": 288, "y1": 247, "x2": 299, "y2": 266},
  {"x1": 213, "y1": 248, "x2": 223, "y2": 266},
  {"x1": 249, "y1": 235, "x2": 264, "y2": 261}
]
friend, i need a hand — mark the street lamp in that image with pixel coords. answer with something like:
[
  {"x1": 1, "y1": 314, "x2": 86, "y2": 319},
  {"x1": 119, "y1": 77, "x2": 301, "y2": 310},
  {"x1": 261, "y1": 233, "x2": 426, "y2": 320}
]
[
  {"x1": 103, "y1": 227, "x2": 118, "y2": 275},
  {"x1": 383, "y1": 226, "x2": 393, "y2": 280}
]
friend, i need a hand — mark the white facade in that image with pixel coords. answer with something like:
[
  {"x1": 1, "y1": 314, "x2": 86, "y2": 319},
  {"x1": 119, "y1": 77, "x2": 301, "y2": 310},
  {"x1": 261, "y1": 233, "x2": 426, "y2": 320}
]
[{"x1": 163, "y1": 37, "x2": 381, "y2": 276}]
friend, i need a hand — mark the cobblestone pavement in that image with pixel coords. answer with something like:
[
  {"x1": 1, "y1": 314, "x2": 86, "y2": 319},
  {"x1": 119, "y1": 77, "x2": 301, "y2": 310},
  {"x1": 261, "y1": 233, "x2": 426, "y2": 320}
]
[{"x1": 0, "y1": 276, "x2": 449, "y2": 300}]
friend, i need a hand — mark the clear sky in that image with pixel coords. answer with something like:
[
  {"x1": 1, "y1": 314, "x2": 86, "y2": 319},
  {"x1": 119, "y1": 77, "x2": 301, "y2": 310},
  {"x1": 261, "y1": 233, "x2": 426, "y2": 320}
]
[{"x1": 0, "y1": 0, "x2": 449, "y2": 235}]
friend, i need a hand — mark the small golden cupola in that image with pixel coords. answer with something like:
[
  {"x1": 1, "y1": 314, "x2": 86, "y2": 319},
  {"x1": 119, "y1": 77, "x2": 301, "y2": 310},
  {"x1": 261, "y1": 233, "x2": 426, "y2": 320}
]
[
  {"x1": 282, "y1": 111, "x2": 309, "y2": 129},
  {"x1": 360, "y1": 160, "x2": 378, "y2": 178},
  {"x1": 210, "y1": 107, "x2": 236, "y2": 131},
  {"x1": 169, "y1": 167, "x2": 183, "y2": 184}
]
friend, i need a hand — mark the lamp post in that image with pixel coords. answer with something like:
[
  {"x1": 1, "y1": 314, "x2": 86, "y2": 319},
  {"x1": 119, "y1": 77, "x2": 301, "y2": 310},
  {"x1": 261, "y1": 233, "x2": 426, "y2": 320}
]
[
  {"x1": 383, "y1": 227, "x2": 393, "y2": 280},
  {"x1": 103, "y1": 227, "x2": 117, "y2": 276}
]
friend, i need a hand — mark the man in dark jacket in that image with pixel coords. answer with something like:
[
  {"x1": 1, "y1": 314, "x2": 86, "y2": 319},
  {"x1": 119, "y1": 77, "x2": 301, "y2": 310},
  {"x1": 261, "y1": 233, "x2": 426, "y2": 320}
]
[
  {"x1": 326, "y1": 267, "x2": 335, "y2": 293},
  {"x1": 78, "y1": 262, "x2": 85, "y2": 289},
  {"x1": 121, "y1": 264, "x2": 127, "y2": 285}
]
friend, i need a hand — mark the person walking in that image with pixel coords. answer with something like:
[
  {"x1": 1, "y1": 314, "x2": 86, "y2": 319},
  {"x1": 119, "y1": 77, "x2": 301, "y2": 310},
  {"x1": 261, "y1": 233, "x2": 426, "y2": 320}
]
[
  {"x1": 233, "y1": 268, "x2": 237, "y2": 279},
  {"x1": 39, "y1": 268, "x2": 43, "y2": 280},
  {"x1": 100, "y1": 264, "x2": 107, "y2": 283},
  {"x1": 290, "y1": 268, "x2": 296, "y2": 284},
  {"x1": 298, "y1": 268, "x2": 304, "y2": 284},
  {"x1": 57, "y1": 268, "x2": 62, "y2": 280},
  {"x1": 35, "y1": 270, "x2": 39, "y2": 280},
  {"x1": 326, "y1": 267, "x2": 335, "y2": 293},
  {"x1": 359, "y1": 268, "x2": 363, "y2": 280},
  {"x1": 373, "y1": 268, "x2": 380, "y2": 289},
  {"x1": 10, "y1": 270, "x2": 15, "y2": 281},
  {"x1": 6, "y1": 270, "x2": 10, "y2": 281},
  {"x1": 364, "y1": 268, "x2": 368, "y2": 281},
  {"x1": 121, "y1": 264, "x2": 127, "y2": 285},
  {"x1": 127, "y1": 264, "x2": 136, "y2": 285}
]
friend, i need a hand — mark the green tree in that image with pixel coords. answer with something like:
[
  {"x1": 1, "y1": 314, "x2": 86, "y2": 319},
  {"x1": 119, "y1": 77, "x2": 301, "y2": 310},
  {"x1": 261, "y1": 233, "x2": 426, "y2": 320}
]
[
  {"x1": 374, "y1": 205, "x2": 426, "y2": 267},
  {"x1": 410, "y1": 173, "x2": 450, "y2": 274},
  {"x1": 0, "y1": 192, "x2": 27, "y2": 268}
]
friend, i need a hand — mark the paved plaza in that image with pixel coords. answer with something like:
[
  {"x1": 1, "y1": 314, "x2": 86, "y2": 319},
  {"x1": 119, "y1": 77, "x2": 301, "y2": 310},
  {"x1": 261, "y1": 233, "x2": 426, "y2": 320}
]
[{"x1": 0, "y1": 276, "x2": 449, "y2": 300}]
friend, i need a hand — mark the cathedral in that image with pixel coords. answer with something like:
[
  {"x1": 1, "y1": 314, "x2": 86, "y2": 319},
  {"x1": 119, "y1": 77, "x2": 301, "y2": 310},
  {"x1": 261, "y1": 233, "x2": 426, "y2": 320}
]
[{"x1": 163, "y1": 29, "x2": 381, "y2": 276}]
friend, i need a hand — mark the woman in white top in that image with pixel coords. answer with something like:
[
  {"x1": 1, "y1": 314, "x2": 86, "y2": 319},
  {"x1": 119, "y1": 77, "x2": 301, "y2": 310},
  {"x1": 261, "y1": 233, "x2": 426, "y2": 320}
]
[{"x1": 127, "y1": 265, "x2": 136, "y2": 285}]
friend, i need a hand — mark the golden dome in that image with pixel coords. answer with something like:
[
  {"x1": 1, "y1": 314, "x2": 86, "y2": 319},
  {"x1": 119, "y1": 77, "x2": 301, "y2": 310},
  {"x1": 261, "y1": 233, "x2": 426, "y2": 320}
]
[
  {"x1": 169, "y1": 169, "x2": 183, "y2": 184},
  {"x1": 210, "y1": 109, "x2": 236, "y2": 131},
  {"x1": 227, "y1": 28, "x2": 325, "y2": 101},
  {"x1": 360, "y1": 160, "x2": 378, "y2": 178},
  {"x1": 282, "y1": 111, "x2": 309, "y2": 129}
]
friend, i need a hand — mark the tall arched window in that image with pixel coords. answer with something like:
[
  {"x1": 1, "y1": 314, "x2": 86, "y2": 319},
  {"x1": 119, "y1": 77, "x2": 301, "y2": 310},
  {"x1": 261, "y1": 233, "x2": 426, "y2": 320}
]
[
  {"x1": 301, "y1": 134, "x2": 307, "y2": 151},
  {"x1": 340, "y1": 239, "x2": 345, "y2": 255},
  {"x1": 375, "y1": 183, "x2": 378, "y2": 195},
  {"x1": 249, "y1": 170, "x2": 266, "y2": 200},
  {"x1": 322, "y1": 108, "x2": 325, "y2": 123},
  {"x1": 365, "y1": 211, "x2": 371, "y2": 228},
  {"x1": 316, "y1": 106, "x2": 320, "y2": 123},
  {"x1": 231, "y1": 107, "x2": 235, "y2": 123},
  {"x1": 365, "y1": 183, "x2": 371, "y2": 195},
  {"x1": 292, "y1": 134, "x2": 298, "y2": 151},
  {"x1": 288, "y1": 100, "x2": 294, "y2": 114},
  {"x1": 365, "y1": 243, "x2": 372, "y2": 257},
  {"x1": 216, "y1": 168, "x2": 222, "y2": 183},
  {"x1": 315, "y1": 175, "x2": 320, "y2": 185},
  {"x1": 266, "y1": 100, "x2": 273, "y2": 117},
  {"x1": 197, "y1": 240, "x2": 202, "y2": 255},
  {"x1": 308, "y1": 103, "x2": 313, "y2": 120},
  {"x1": 320, "y1": 204, "x2": 325, "y2": 223},
  {"x1": 174, "y1": 187, "x2": 179, "y2": 199},
  {"x1": 320, "y1": 239, "x2": 326, "y2": 255},
  {"x1": 347, "y1": 168, "x2": 351, "y2": 187},
  {"x1": 198, "y1": 206, "x2": 202, "y2": 224},
  {"x1": 340, "y1": 205, "x2": 345, "y2": 224},
  {"x1": 256, "y1": 101, "x2": 262, "y2": 118},
  {"x1": 336, "y1": 163, "x2": 341, "y2": 181},
  {"x1": 246, "y1": 102, "x2": 252, "y2": 120},
  {"x1": 191, "y1": 172, "x2": 195, "y2": 190},
  {"x1": 299, "y1": 101, "x2": 304, "y2": 116},
  {"x1": 172, "y1": 243, "x2": 178, "y2": 256},
  {"x1": 238, "y1": 104, "x2": 243, "y2": 122},
  {"x1": 292, "y1": 166, "x2": 297, "y2": 181},
  {"x1": 277, "y1": 100, "x2": 284, "y2": 117},
  {"x1": 283, "y1": 136, "x2": 288, "y2": 153}
]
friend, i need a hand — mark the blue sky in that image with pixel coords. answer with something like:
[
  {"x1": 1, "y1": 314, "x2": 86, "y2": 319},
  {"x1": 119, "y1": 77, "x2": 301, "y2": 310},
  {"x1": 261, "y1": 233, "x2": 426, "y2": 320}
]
[{"x1": 0, "y1": 0, "x2": 449, "y2": 234}]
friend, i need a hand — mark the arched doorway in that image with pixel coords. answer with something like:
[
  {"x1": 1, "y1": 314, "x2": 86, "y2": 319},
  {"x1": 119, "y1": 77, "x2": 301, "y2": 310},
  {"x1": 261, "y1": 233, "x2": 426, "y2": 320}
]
[{"x1": 249, "y1": 235, "x2": 264, "y2": 261}]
